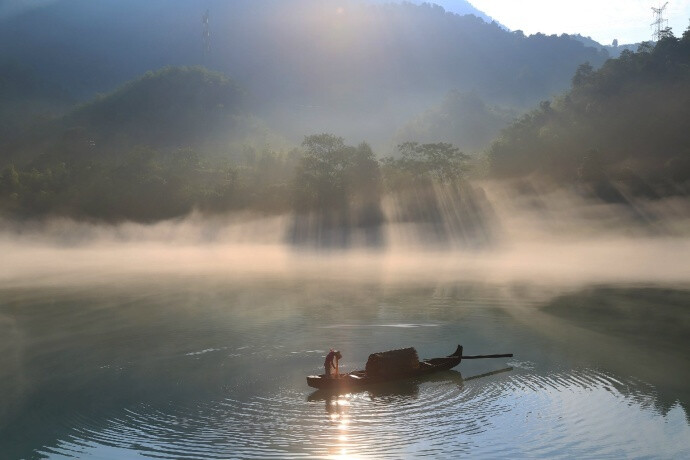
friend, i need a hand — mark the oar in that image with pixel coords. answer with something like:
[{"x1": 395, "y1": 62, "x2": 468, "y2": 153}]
[{"x1": 462, "y1": 353, "x2": 513, "y2": 359}]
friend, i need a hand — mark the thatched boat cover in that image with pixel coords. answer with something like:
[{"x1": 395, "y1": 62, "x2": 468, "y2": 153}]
[{"x1": 365, "y1": 347, "x2": 419, "y2": 376}]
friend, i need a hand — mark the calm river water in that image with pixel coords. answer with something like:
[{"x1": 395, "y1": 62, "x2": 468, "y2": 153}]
[{"x1": 1, "y1": 276, "x2": 689, "y2": 459}]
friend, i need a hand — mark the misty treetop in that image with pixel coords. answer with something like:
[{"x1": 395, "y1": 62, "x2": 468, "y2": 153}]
[
  {"x1": 293, "y1": 134, "x2": 381, "y2": 212},
  {"x1": 0, "y1": 127, "x2": 477, "y2": 224},
  {"x1": 292, "y1": 135, "x2": 473, "y2": 213},
  {"x1": 288, "y1": 135, "x2": 385, "y2": 246},
  {"x1": 286, "y1": 134, "x2": 489, "y2": 248},
  {"x1": 394, "y1": 91, "x2": 516, "y2": 155},
  {"x1": 381, "y1": 142, "x2": 470, "y2": 189},
  {"x1": 489, "y1": 27, "x2": 690, "y2": 196}
]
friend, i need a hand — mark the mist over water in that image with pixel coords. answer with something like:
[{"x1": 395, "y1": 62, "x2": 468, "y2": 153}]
[{"x1": 2, "y1": 181, "x2": 688, "y2": 288}]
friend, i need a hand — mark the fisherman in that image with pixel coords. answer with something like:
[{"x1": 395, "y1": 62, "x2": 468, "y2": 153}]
[{"x1": 324, "y1": 349, "x2": 342, "y2": 378}]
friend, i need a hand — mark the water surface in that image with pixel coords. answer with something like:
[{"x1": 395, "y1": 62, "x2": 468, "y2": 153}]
[{"x1": 1, "y1": 277, "x2": 688, "y2": 459}]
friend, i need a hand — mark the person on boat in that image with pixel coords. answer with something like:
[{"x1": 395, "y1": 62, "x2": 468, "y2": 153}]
[{"x1": 324, "y1": 349, "x2": 342, "y2": 378}]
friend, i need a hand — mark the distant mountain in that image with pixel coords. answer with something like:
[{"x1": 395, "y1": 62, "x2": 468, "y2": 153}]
[
  {"x1": 365, "y1": 0, "x2": 503, "y2": 27},
  {"x1": 0, "y1": 0, "x2": 608, "y2": 148},
  {"x1": 568, "y1": 34, "x2": 641, "y2": 58}
]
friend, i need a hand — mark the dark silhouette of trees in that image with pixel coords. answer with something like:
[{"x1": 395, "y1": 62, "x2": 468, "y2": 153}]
[
  {"x1": 0, "y1": 144, "x2": 299, "y2": 222},
  {"x1": 292, "y1": 134, "x2": 381, "y2": 212},
  {"x1": 289, "y1": 134, "x2": 384, "y2": 247},
  {"x1": 488, "y1": 26, "x2": 690, "y2": 196}
]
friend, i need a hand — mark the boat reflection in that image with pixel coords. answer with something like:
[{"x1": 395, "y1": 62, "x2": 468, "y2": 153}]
[
  {"x1": 308, "y1": 367, "x2": 513, "y2": 404},
  {"x1": 463, "y1": 366, "x2": 513, "y2": 382}
]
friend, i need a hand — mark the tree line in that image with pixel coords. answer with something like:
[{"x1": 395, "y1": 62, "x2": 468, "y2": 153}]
[{"x1": 0, "y1": 135, "x2": 470, "y2": 222}]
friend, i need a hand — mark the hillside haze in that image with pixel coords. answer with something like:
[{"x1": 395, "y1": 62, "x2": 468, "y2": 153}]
[{"x1": 0, "y1": 0, "x2": 608, "y2": 149}]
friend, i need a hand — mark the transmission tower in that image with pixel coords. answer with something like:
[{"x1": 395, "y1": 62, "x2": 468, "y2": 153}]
[
  {"x1": 202, "y1": 9, "x2": 211, "y2": 61},
  {"x1": 651, "y1": 2, "x2": 669, "y2": 41}
]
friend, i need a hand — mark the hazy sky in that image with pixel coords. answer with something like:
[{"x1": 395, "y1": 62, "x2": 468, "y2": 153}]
[{"x1": 469, "y1": 0, "x2": 690, "y2": 44}]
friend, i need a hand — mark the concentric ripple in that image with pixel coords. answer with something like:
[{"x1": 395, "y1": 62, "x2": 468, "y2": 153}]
[{"x1": 34, "y1": 368, "x2": 690, "y2": 459}]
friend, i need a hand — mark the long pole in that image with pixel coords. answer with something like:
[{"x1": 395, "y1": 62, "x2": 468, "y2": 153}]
[{"x1": 461, "y1": 354, "x2": 513, "y2": 359}]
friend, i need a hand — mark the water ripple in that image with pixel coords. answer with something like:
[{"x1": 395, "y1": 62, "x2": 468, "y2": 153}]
[{"x1": 34, "y1": 367, "x2": 690, "y2": 459}]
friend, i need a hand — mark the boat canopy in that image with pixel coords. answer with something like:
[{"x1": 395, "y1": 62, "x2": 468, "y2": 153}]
[{"x1": 365, "y1": 347, "x2": 419, "y2": 376}]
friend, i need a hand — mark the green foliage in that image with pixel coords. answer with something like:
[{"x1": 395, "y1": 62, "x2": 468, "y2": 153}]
[
  {"x1": 381, "y1": 142, "x2": 470, "y2": 190},
  {"x1": 0, "y1": 165, "x2": 20, "y2": 191},
  {"x1": 572, "y1": 62, "x2": 594, "y2": 87},
  {"x1": 292, "y1": 134, "x2": 381, "y2": 212},
  {"x1": 0, "y1": 144, "x2": 299, "y2": 222},
  {"x1": 488, "y1": 28, "x2": 690, "y2": 191},
  {"x1": 3, "y1": 130, "x2": 473, "y2": 224}
]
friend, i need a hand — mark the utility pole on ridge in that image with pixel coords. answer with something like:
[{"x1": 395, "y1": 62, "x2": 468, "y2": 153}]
[{"x1": 651, "y1": 2, "x2": 669, "y2": 41}]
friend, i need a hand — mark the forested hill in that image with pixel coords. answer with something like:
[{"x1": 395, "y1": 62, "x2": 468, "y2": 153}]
[
  {"x1": 488, "y1": 29, "x2": 690, "y2": 196},
  {"x1": 69, "y1": 67, "x2": 246, "y2": 149},
  {"x1": 0, "y1": 0, "x2": 608, "y2": 145},
  {"x1": 0, "y1": 0, "x2": 607, "y2": 107},
  {"x1": 1, "y1": 67, "x2": 252, "y2": 166},
  {"x1": 0, "y1": 68, "x2": 288, "y2": 221}
]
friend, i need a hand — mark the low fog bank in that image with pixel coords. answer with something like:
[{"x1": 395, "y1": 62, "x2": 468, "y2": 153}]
[{"x1": 1, "y1": 182, "x2": 689, "y2": 289}]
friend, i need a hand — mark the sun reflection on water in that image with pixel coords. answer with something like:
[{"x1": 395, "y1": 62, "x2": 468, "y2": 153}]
[{"x1": 325, "y1": 394, "x2": 362, "y2": 458}]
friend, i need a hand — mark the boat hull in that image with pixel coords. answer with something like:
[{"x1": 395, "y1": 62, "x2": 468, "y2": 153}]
[{"x1": 307, "y1": 345, "x2": 463, "y2": 390}]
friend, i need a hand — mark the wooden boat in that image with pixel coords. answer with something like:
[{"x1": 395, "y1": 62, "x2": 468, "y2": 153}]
[{"x1": 306, "y1": 345, "x2": 512, "y2": 390}]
